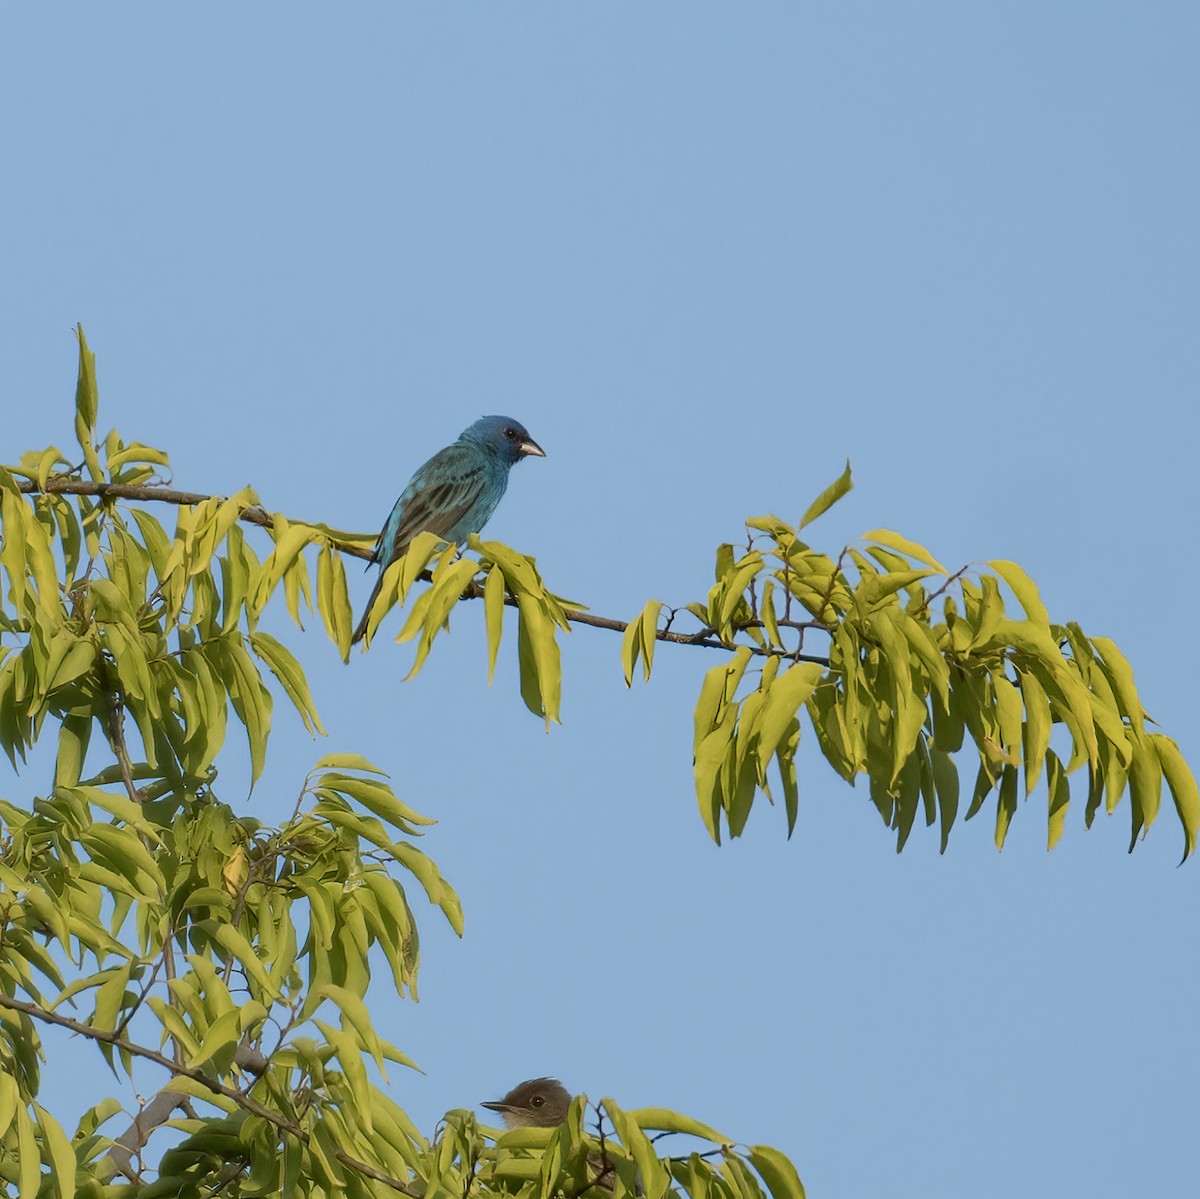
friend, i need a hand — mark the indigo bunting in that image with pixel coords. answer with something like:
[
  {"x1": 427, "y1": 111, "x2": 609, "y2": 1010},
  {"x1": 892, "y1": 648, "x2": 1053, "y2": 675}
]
[{"x1": 351, "y1": 415, "x2": 545, "y2": 644}]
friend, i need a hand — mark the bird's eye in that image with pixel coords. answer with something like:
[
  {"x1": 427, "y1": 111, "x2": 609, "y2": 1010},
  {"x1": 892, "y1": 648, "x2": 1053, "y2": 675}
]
[
  {"x1": 503, "y1": 427, "x2": 517, "y2": 439},
  {"x1": 530, "y1": 1096, "x2": 544, "y2": 1107}
]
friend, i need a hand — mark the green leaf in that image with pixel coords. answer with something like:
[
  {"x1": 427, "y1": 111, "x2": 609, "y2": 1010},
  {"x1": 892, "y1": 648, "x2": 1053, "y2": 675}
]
[
  {"x1": 694, "y1": 708, "x2": 737, "y2": 845},
  {"x1": 991, "y1": 672, "x2": 1023, "y2": 767},
  {"x1": 893, "y1": 751, "x2": 921, "y2": 853},
  {"x1": 319, "y1": 772, "x2": 435, "y2": 831},
  {"x1": 311, "y1": 983, "x2": 388, "y2": 1072},
  {"x1": 994, "y1": 764, "x2": 1018, "y2": 850},
  {"x1": 54, "y1": 710, "x2": 92, "y2": 789},
  {"x1": 15, "y1": 1101, "x2": 40, "y2": 1199},
  {"x1": 694, "y1": 654, "x2": 738, "y2": 750},
  {"x1": 1126, "y1": 732, "x2": 1163, "y2": 849},
  {"x1": 316, "y1": 541, "x2": 354, "y2": 661},
  {"x1": 392, "y1": 842, "x2": 464, "y2": 935},
  {"x1": 250, "y1": 630, "x2": 325, "y2": 736},
  {"x1": 212, "y1": 923, "x2": 280, "y2": 1002},
  {"x1": 603, "y1": 1100, "x2": 672, "y2": 1199},
  {"x1": 212, "y1": 638, "x2": 273, "y2": 786},
  {"x1": 969, "y1": 575, "x2": 1005, "y2": 651},
  {"x1": 516, "y1": 594, "x2": 562, "y2": 727},
  {"x1": 1091, "y1": 636, "x2": 1145, "y2": 736},
  {"x1": 988, "y1": 559, "x2": 1050, "y2": 627},
  {"x1": 401, "y1": 557, "x2": 480, "y2": 678},
  {"x1": 755, "y1": 661, "x2": 823, "y2": 774},
  {"x1": 0, "y1": 1072, "x2": 17, "y2": 1140},
  {"x1": 316, "y1": 1023, "x2": 375, "y2": 1134},
  {"x1": 625, "y1": 1107, "x2": 730, "y2": 1143},
  {"x1": 313, "y1": 752, "x2": 384, "y2": 774},
  {"x1": 80, "y1": 824, "x2": 164, "y2": 898},
  {"x1": 895, "y1": 610, "x2": 949, "y2": 704},
  {"x1": 1018, "y1": 668, "x2": 1051, "y2": 796},
  {"x1": 775, "y1": 717, "x2": 802, "y2": 837},
  {"x1": 476, "y1": 537, "x2": 542, "y2": 596},
  {"x1": 748, "y1": 1145, "x2": 807, "y2": 1199},
  {"x1": 620, "y1": 615, "x2": 641, "y2": 687},
  {"x1": 862, "y1": 529, "x2": 946, "y2": 574},
  {"x1": 484, "y1": 564, "x2": 506, "y2": 684},
  {"x1": 966, "y1": 757, "x2": 997, "y2": 821},
  {"x1": 33, "y1": 1102, "x2": 76, "y2": 1199},
  {"x1": 930, "y1": 748, "x2": 959, "y2": 853},
  {"x1": 186, "y1": 1006, "x2": 243, "y2": 1073},
  {"x1": 638, "y1": 599, "x2": 663, "y2": 681},
  {"x1": 34, "y1": 447, "x2": 71, "y2": 493},
  {"x1": 1046, "y1": 750, "x2": 1070, "y2": 851},
  {"x1": 73, "y1": 325, "x2": 103, "y2": 482},
  {"x1": 106, "y1": 440, "x2": 170, "y2": 473},
  {"x1": 1150, "y1": 734, "x2": 1199, "y2": 862},
  {"x1": 798, "y1": 460, "x2": 853, "y2": 529},
  {"x1": 760, "y1": 577, "x2": 782, "y2": 649}
]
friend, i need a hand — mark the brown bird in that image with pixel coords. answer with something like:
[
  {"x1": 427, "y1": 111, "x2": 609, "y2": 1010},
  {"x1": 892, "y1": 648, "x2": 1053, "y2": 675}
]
[
  {"x1": 481, "y1": 1077, "x2": 572, "y2": 1129},
  {"x1": 481, "y1": 1078, "x2": 627, "y2": 1192}
]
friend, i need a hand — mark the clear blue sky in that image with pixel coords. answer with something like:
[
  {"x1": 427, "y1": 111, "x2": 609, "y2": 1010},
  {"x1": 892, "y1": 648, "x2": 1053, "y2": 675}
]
[{"x1": 2, "y1": 5, "x2": 1197, "y2": 1197}]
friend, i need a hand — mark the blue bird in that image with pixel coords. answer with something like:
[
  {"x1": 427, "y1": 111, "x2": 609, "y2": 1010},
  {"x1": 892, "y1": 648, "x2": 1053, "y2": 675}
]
[{"x1": 351, "y1": 415, "x2": 546, "y2": 645}]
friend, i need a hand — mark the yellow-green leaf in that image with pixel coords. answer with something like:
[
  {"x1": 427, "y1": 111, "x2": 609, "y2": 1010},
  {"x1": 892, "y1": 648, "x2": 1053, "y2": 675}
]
[
  {"x1": 626, "y1": 1107, "x2": 730, "y2": 1143},
  {"x1": 637, "y1": 599, "x2": 662, "y2": 681},
  {"x1": 484, "y1": 563, "x2": 506, "y2": 684},
  {"x1": 863, "y1": 529, "x2": 946, "y2": 574},
  {"x1": 212, "y1": 924, "x2": 280, "y2": 1002},
  {"x1": 1150, "y1": 734, "x2": 1199, "y2": 862},
  {"x1": 989, "y1": 559, "x2": 1050, "y2": 627},
  {"x1": 994, "y1": 764, "x2": 1018, "y2": 850},
  {"x1": 756, "y1": 661, "x2": 823, "y2": 774},
  {"x1": 33, "y1": 1102, "x2": 76, "y2": 1199},
  {"x1": 748, "y1": 1144, "x2": 807, "y2": 1199},
  {"x1": 799, "y1": 460, "x2": 853, "y2": 529},
  {"x1": 314, "y1": 752, "x2": 386, "y2": 774},
  {"x1": 1046, "y1": 749, "x2": 1070, "y2": 851}
]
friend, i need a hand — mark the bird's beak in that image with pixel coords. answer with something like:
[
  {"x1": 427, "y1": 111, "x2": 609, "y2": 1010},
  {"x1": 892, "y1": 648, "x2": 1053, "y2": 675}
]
[
  {"x1": 480, "y1": 1100, "x2": 509, "y2": 1113},
  {"x1": 519, "y1": 439, "x2": 546, "y2": 458}
]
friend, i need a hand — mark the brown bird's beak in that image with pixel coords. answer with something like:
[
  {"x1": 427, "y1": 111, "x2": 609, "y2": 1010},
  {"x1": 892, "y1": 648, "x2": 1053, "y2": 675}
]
[
  {"x1": 480, "y1": 1099, "x2": 509, "y2": 1113},
  {"x1": 519, "y1": 438, "x2": 546, "y2": 458}
]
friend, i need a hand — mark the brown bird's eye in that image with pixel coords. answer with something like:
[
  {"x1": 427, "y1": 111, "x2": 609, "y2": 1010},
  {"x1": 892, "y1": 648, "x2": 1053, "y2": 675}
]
[{"x1": 530, "y1": 1096, "x2": 544, "y2": 1107}]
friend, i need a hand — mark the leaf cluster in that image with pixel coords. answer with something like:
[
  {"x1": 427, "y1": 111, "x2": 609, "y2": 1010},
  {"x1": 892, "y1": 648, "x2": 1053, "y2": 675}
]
[
  {"x1": 0, "y1": 329, "x2": 808, "y2": 1197},
  {"x1": 421, "y1": 1100, "x2": 804, "y2": 1199},
  {"x1": 651, "y1": 478, "x2": 1198, "y2": 855}
]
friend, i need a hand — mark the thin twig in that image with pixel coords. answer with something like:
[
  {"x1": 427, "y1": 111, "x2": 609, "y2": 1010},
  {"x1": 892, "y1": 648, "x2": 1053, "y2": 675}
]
[
  {"x1": 564, "y1": 1102, "x2": 618, "y2": 1198},
  {"x1": 113, "y1": 935, "x2": 173, "y2": 1040},
  {"x1": 162, "y1": 939, "x2": 185, "y2": 1066},
  {"x1": 100, "y1": 675, "x2": 143, "y2": 806},
  {"x1": 913, "y1": 563, "x2": 973, "y2": 618}
]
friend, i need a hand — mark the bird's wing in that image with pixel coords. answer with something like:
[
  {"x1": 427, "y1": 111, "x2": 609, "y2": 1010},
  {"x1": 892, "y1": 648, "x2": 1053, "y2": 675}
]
[{"x1": 374, "y1": 444, "x2": 490, "y2": 566}]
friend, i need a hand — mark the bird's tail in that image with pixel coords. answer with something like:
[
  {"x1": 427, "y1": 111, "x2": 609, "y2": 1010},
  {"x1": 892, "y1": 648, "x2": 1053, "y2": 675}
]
[{"x1": 351, "y1": 571, "x2": 385, "y2": 646}]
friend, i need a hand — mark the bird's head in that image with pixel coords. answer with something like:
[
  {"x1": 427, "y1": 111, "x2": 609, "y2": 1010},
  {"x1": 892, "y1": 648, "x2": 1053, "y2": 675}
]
[
  {"x1": 461, "y1": 415, "x2": 546, "y2": 466},
  {"x1": 481, "y1": 1077, "x2": 572, "y2": 1129}
]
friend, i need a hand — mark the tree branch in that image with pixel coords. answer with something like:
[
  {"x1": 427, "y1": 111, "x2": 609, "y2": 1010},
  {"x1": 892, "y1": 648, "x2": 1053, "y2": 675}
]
[
  {"x1": 105, "y1": 1041, "x2": 270, "y2": 1181},
  {"x1": 0, "y1": 993, "x2": 421, "y2": 1197},
  {"x1": 107, "y1": 1089, "x2": 185, "y2": 1181},
  {"x1": 17, "y1": 478, "x2": 279, "y2": 529},
  {"x1": 18, "y1": 477, "x2": 830, "y2": 665}
]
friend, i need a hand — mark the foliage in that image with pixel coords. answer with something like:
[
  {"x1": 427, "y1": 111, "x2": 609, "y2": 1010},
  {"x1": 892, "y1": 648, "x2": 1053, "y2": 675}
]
[
  {"x1": 631, "y1": 474, "x2": 1199, "y2": 857},
  {"x1": 0, "y1": 326, "x2": 1194, "y2": 1195},
  {"x1": 0, "y1": 329, "x2": 806, "y2": 1197}
]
